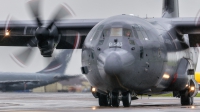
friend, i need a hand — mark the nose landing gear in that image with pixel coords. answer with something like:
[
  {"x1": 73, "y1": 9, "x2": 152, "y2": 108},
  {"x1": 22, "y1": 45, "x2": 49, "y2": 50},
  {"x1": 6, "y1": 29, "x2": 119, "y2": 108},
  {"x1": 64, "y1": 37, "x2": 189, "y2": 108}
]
[
  {"x1": 97, "y1": 90, "x2": 134, "y2": 107},
  {"x1": 111, "y1": 91, "x2": 132, "y2": 107},
  {"x1": 111, "y1": 92, "x2": 120, "y2": 107},
  {"x1": 99, "y1": 93, "x2": 111, "y2": 106}
]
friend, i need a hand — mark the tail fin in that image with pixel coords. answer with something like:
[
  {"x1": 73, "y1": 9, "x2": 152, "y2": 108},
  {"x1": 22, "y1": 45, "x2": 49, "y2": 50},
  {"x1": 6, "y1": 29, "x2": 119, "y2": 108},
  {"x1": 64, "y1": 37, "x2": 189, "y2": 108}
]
[
  {"x1": 37, "y1": 49, "x2": 73, "y2": 74},
  {"x1": 162, "y1": 0, "x2": 179, "y2": 18}
]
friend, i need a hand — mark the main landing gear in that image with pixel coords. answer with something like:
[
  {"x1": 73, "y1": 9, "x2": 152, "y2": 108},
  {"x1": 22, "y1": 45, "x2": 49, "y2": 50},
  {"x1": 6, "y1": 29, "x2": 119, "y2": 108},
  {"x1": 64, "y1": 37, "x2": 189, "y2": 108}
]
[
  {"x1": 111, "y1": 92, "x2": 120, "y2": 107},
  {"x1": 122, "y1": 92, "x2": 132, "y2": 107},
  {"x1": 98, "y1": 91, "x2": 132, "y2": 107},
  {"x1": 179, "y1": 79, "x2": 199, "y2": 105},
  {"x1": 180, "y1": 90, "x2": 193, "y2": 105}
]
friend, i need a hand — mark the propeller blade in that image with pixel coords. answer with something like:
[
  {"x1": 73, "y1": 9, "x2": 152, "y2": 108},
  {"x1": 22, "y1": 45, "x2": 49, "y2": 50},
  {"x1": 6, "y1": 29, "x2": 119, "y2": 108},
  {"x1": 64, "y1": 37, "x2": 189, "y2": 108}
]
[
  {"x1": 10, "y1": 48, "x2": 36, "y2": 67},
  {"x1": 27, "y1": 0, "x2": 42, "y2": 26},
  {"x1": 47, "y1": 3, "x2": 74, "y2": 29},
  {"x1": 10, "y1": 37, "x2": 38, "y2": 67},
  {"x1": 27, "y1": 37, "x2": 38, "y2": 47}
]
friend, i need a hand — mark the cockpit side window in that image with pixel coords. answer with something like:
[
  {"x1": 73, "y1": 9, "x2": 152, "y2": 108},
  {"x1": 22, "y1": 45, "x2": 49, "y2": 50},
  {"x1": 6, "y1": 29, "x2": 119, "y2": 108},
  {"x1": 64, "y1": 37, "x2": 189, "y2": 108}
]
[
  {"x1": 87, "y1": 25, "x2": 104, "y2": 42},
  {"x1": 132, "y1": 24, "x2": 149, "y2": 40},
  {"x1": 99, "y1": 29, "x2": 109, "y2": 45},
  {"x1": 132, "y1": 26, "x2": 139, "y2": 38},
  {"x1": 86, "y1": 26, "x2": 98, "y2": 42},
  {"x1": 102, "y1": 29, "x2": 110, "y2": 38},
  {"x1": 93, "y1": 25, "x2": 104, "y2": 41}
]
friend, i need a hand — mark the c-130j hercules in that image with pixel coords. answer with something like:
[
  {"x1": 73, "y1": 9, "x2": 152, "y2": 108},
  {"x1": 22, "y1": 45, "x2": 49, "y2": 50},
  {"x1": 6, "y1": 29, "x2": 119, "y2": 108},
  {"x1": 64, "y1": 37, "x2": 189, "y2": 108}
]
[{"x1": 0, "y1": 0, "x2": 200, "y2": 107}]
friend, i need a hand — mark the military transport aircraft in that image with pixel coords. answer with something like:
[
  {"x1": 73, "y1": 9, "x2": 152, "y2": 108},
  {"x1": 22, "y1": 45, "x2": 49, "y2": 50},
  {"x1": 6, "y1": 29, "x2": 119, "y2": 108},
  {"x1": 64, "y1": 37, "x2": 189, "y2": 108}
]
[
  {"x1": 0, "y1": 0, "x2": 200, "y2": 107},
  {"x1": 0, "y1": 49, "x2": 78, "y2": 91}
]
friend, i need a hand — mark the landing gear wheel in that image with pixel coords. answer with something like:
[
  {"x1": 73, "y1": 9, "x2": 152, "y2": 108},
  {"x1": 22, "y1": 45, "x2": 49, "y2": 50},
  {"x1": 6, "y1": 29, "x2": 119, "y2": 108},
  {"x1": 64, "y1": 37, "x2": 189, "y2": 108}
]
[
  {"x1": 111, "y1": 92, "x2": 120, "y2": 107},
  {"x1": 122, "y1": 92, "x2": 131, "y2": 107},
  {"x1": 180, "y1": 90, "x2": 194, "y2": 105},
  {"x1": 99, "y1": 94, "x2": 111, "y2": 106},
  {"x1": 107, "y1": 93, "x2": 111, "y2": 106}
]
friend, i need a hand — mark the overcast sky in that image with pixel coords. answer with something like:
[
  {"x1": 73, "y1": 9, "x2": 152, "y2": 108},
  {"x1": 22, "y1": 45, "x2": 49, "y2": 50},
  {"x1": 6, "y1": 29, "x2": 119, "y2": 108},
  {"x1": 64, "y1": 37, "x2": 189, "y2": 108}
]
[
  {"x1": 1, "y1": 0, "x2": 200, "y2": 20},
  {"x1": 0, "y1": 0, "x2": 200, "y2": 74}
]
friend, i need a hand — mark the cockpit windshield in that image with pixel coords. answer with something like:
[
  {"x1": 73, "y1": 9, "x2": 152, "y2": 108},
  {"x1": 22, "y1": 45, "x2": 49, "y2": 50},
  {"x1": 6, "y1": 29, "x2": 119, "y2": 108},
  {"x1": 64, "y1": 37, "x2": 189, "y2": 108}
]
[
  {"x1": 108, "y1": 28, "x2": 132, "y2": 37},
  {"x1": 110, "y1": 28, "x2": 123, "y2": 37}
]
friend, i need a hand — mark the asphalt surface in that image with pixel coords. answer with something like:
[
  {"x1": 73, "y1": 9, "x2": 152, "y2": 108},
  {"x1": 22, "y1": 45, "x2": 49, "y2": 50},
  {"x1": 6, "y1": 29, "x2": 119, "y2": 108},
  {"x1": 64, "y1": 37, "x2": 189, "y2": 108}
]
[{"x1": 0, "y1": 93, "x2": 199, "y2": 112}]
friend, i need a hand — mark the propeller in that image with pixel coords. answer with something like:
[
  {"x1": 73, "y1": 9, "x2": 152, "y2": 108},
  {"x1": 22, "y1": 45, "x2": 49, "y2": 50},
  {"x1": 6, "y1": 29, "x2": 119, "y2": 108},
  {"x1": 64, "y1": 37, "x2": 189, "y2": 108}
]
[
  {"x1": 28, "y1": 0, "x2": 73, "y2": 42},
  {"x1": 9, "y1": 0, "x2": 79, "y2": 67},
  {"x1": 27, "y1": 0, "x2": 76, "y2": 57}
]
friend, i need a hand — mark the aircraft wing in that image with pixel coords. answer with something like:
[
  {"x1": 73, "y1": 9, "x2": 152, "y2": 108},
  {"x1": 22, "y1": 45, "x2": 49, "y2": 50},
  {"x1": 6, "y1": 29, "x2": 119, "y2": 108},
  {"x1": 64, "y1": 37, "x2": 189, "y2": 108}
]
[
  {"x1": 147, "y1": 17, "x2": 200, "y2": 47},
  {"x1": 0, "y1": 19, "x2": 102, "y2": 49},
  {"x1": 170, "y1": 17, "x2": 200, "y2": 47}
]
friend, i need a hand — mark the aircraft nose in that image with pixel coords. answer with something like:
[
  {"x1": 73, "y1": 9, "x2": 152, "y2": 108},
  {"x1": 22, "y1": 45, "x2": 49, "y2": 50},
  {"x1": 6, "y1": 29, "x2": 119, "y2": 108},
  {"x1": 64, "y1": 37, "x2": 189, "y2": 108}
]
[{"x1": 102, "y1": 49, "x2": 135, "y2": 76}]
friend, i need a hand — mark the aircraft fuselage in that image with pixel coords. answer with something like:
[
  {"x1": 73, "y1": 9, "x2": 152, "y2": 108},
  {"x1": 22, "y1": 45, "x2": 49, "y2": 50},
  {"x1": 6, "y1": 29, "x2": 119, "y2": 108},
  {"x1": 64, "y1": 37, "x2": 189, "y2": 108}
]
[{"x1": 82, "y1": 15, "x2": 199, "y2": 95}]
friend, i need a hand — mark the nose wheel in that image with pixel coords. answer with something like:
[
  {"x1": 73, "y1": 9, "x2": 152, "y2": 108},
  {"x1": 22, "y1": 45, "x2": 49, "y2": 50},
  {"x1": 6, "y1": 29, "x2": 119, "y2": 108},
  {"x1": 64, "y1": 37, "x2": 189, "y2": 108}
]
[
  {"x1": 98, "y1": 91, "x2": 132, "y2": 107},
  {"x1": 99, "y1": 93, "x2": 111, "y2": 106},
  {"x1": 111, "y1": 92, "x2": 120, "y2": 107}
]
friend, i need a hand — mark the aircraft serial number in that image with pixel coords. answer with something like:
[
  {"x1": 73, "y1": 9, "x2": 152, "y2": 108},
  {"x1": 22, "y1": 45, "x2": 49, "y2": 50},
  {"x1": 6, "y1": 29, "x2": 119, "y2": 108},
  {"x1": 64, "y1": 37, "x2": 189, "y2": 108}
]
[{"x1": 109, "y1": 42, "x2": 123, "y2": 47}]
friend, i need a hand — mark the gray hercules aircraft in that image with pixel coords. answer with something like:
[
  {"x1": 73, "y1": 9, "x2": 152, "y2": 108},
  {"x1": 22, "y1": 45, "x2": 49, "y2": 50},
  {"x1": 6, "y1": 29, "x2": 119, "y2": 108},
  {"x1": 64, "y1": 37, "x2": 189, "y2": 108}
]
[
  {"x1": 0, "y1": 49, "x2": 77, "y2": 91},
  {"x1": 0, "y1": 0, "x2": 199, "y2": 107}
]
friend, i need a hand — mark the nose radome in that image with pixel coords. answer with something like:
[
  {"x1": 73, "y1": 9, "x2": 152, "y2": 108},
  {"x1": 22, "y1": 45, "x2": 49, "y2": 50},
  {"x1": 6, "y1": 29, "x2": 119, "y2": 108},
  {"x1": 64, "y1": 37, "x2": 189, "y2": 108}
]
[
  {"x1": 104, "y1": 53, "x2": 123, "y2": 76},
  {"x1": 103, "y1": 49, "x2": 135, "y2": 76}
]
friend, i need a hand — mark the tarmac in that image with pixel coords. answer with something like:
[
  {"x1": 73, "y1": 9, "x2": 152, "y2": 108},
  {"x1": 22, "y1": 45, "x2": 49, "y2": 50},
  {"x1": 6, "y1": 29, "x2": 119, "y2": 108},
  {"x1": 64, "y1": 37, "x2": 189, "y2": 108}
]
[{"x1": 0, "y1": 93, "x2": 199, "y2": 112}]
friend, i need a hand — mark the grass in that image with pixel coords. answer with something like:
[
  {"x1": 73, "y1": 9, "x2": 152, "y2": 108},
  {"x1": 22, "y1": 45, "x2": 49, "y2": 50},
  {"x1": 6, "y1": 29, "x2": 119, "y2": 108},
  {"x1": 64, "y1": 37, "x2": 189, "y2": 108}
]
[
  {"x1": 195, "y1": 93, "x2": 200, "y2": 97},
  {"x1": 149, "y1": 93, "x2": 200, "y2": 97}
]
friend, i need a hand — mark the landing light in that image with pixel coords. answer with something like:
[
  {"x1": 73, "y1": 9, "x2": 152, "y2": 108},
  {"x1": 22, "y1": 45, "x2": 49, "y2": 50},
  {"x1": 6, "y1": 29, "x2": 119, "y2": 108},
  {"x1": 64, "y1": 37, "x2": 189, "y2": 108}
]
[
  {"x1": 92, "y1": 107, "x2": 96, "y2": 110},
  {"x1": 163, "y1": 73, "x2": 170, "y2": 79},
  {"x1": 5, "y1": 30, "x2": 10, "y2": 36},
  {"x1": 190, "y1": 86, "x2": 195, "y2": 91},
  {"x1": 92, "y1": 87, "x2": 96, "y2": 92}
]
